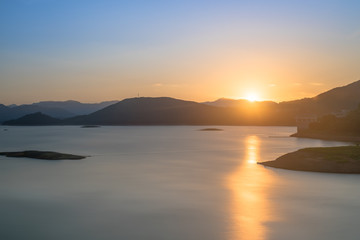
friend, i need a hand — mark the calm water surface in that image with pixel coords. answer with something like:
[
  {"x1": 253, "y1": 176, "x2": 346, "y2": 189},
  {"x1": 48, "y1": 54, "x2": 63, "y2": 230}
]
[{"x1": 0, "y1": 126, "x2": 359, "y2": 240}]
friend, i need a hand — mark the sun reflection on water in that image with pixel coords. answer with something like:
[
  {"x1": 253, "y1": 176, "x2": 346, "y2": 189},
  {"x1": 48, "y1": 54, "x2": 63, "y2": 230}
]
[
  {"x1": 226, "y1": 135, "x2": 276, "y2": 240},
  {"x1": 246, "y1": 135, "x2": 258, "y2": 164}
]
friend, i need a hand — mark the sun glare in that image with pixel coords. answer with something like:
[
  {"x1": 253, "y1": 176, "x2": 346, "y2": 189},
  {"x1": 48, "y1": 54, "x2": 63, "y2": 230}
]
[{"x1": 245, "y1": 92, "x2": 259, "y2": 102}]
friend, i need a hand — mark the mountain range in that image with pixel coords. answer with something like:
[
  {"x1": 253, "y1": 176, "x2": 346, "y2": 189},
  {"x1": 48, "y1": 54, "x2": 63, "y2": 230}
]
[
  {"x1": 2, "y1": 80, "x2": 360, "y2": 126},
  {"x1": 0, "y1": 100, "x2": 118, "y2": 123}
]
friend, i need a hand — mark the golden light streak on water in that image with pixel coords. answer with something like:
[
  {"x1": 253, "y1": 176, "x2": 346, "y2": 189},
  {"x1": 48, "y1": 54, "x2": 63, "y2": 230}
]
[{"x1": 226, "y1": 135, "x2": 277, "y2": 240}]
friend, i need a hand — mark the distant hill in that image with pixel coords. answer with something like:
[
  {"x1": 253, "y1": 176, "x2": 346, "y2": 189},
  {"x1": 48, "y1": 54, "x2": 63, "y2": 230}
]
[
  {"x1": 32, "y1": 100, "x2": 119, "y2": 115},
  {"x1": 203, "y1": 98, "x2": 277, "y2": 109},
  {"x1": 0, "y1": 104, "x2": 74, "y2": 123},
  {"x1": 6, "y1": 104, "x2": 17, "y2": 108},
  {"x1": 13, "y1": 105, "x2": 75, "y2": 119},
  {"x1": 203, "y1": 98, "x2": 249, "y2": 108},
  {"x1": 0, "y1": 100, "x2": 119, "y2": 123},
  {"x1": 3, "y1": 112, "x2": 61, "y2": 126},
  {"x1": 279, "y1": 80, "x2": 360, "y2": 115},
  {"x1": 0, "y1": 104, "x2": 7, "y2": 110},
  {"x1": 63, "y1": 97, "x2": 241, "y2": 125}
]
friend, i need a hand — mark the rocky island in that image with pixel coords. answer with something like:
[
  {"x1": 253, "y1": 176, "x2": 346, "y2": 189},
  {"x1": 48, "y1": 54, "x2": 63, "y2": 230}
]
[
  {"x1": 259, "y1": 146, "x2": 360, "y2": 173},
  {"x1": 0, "y1": 151, "x2": 86, "y2": 160}
]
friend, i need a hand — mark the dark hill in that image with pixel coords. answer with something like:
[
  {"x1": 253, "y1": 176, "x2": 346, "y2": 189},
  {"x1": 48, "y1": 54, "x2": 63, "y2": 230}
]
[
  {"x1": 64, "y1": 97, "x2": 240, "y2": 125},
  {"x1": 13, "y1": 105, "x2": 75, "y2": 119},
  {"x1": 3, "y1": 112, "x2": 61, "y2": 126},
  {"x1": 313, "y1": 80, "x2": 360, "y2": 112},
  {"x1": 203, "y1": 98, "x2": 250, "y2": 108},
  {"x1": 279, "y1": 80, "x2": 360, "y2": 115},
  {"x1": 0, "y1": 104, "x2": 74, "y2": 123}
]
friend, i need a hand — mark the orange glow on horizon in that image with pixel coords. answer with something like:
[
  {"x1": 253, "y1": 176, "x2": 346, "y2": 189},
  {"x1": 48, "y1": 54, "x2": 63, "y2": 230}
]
[{"x1": 244, "y1": 92, "x2": 260, "y2": 102}]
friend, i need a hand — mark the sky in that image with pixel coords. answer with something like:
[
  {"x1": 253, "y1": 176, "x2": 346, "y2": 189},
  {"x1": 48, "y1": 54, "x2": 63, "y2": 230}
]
[{"x1": 1, "y1": 0, "x2": 360, "y2": 104}]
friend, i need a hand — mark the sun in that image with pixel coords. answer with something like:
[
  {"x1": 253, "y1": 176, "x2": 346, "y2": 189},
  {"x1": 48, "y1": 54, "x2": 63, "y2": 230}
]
[{"x1": 245, "y1": 92, "x2": 260, "y2": 102}]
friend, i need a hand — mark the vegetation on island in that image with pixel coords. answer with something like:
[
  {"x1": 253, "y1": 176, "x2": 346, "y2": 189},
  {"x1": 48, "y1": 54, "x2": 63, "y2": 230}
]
[
  {"x1": 294, "y1": 104, "x2": 360, "y2": 142},
  {"x1": 309, "y1": 105, "x2": 360, "y2": 135}
]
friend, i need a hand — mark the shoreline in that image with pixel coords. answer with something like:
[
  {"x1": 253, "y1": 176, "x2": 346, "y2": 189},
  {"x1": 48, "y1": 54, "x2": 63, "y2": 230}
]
[
  {"x1": 291, "y1": 132, "x2": 360, "y2": 143},
  {"x1": 259, "y1": 146, "x2": 360, "y2": 174}
]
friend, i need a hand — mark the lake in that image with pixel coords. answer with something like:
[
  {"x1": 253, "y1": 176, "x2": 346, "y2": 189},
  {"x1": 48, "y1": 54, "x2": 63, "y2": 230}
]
[{"x1": 0, "y1": 126, "x2": 359, "y2": 240}]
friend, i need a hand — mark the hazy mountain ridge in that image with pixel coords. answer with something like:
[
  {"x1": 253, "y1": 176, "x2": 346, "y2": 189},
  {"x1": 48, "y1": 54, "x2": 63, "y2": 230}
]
[
  {"x1": 33, "y1": 100, "x2": 119, "y2": 115},
  {"x1": 0, "y1": 100, "x2": 118, "y2": 123},
  {"x1": 0, "y1": 104, "x2": 74, "y2": 123},
  {"x1": 3, "y1": 97, "x2": 294, "y2": 126}
]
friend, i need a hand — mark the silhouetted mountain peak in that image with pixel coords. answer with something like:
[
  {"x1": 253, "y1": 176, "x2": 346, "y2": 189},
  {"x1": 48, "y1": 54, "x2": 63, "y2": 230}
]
[
  {"x1": 315, "y1": 80, "x2": 360, "y2": 99},
  {"x1": 65, "y1": 97, "x2": 232, "y2": 125},
  {"x1": 33, "y1": 100, "x2": 119, "y2": 115},
  {"x1": 3, "y1": 112, "x2": 61, "y2": 126},
  {"x1": 280, "y1": 80, "x2": 360, "y2": 115},
  {"x1": 101, "y1": 97, "x2": 202, "y2": 113},
  {"x1": 122, "y1": 97, "x2": 196, "y2": 104}
]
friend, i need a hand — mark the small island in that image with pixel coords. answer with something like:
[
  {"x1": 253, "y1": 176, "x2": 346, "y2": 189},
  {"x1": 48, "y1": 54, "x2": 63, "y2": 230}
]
[
  {"x1": 81, "y1": 125, "x2": 101, "y2": 128},
  {"x1": 259, "y1": 146, "x2": 360, "y2": 173},
  {"x1": 199, "y1": 128, "x2": 223, "y2": 131},
  {"x1": 0, "y1": 151, "x2": 86, "y2": 160}
]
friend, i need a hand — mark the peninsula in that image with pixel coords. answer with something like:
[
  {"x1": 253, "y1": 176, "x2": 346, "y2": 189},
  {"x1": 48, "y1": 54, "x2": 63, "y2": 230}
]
[{"x1": 259, "y1": 146, "x2": 360, "y2": 173}]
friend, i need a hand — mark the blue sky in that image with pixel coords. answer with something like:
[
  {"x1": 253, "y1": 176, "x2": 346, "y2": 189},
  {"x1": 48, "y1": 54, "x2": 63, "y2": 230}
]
[{"x1": 1, "y1": 0, "x2": 360, "y2": 104}]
